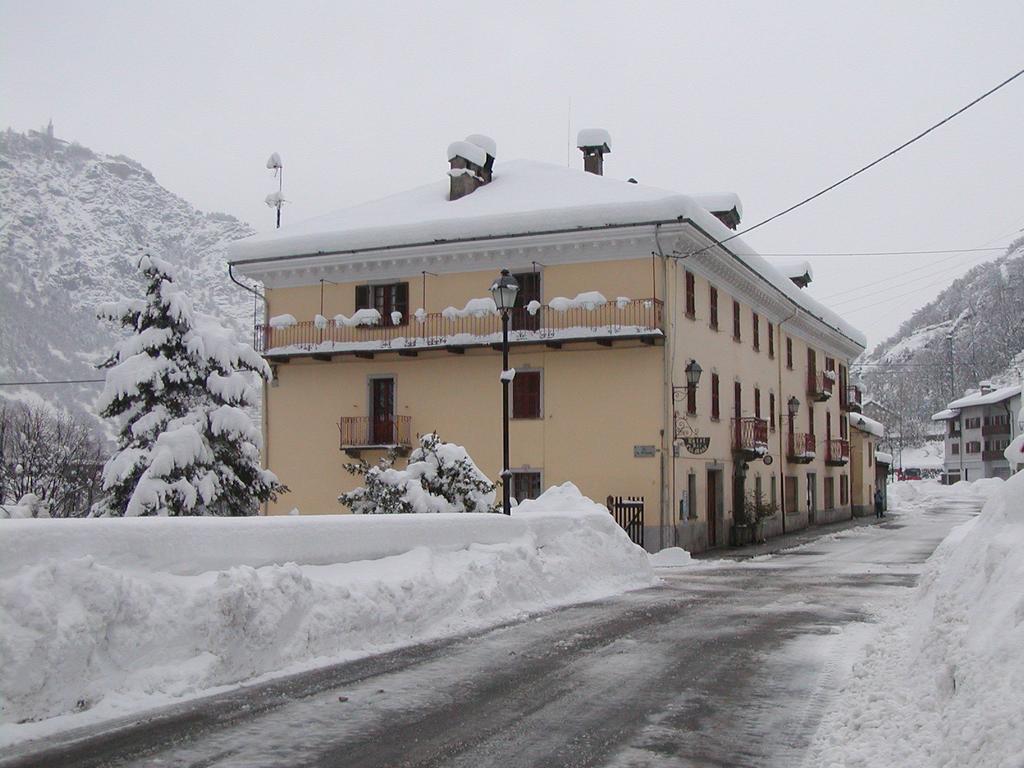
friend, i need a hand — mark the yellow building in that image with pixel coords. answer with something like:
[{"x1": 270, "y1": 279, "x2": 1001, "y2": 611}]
[{"x1": 229, "y1": 133, "x2": 870, "y2": 552}]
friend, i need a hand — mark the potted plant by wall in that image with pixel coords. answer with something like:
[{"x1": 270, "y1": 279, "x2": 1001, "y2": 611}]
[{"x1": 731, "y1": 489, "x2": 779, "y2": 546}]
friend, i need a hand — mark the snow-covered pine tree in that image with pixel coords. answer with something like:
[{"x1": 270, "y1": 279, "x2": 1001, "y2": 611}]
[
  {"x1": 338, "y1": 433, "x2": 496, "y2": 514},
  {"x1": 96, "y1": 254, "x2": 284, "y2": 516}
]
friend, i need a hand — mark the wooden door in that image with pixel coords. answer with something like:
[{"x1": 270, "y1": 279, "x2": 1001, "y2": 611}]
[
  {"x1": 371, "y1": 378, "x2": 395, "y2": 444},
  {"x1": 706, "y1": 470, "x2": 718, "y2": 547},
  {"x1": 511, "y1": 271, "x2": 541, "y2": 331}
]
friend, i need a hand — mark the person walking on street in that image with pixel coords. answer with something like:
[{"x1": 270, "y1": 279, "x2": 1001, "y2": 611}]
[{"x1": 874, "y1": 488, "x2": 885, "y2": 518}]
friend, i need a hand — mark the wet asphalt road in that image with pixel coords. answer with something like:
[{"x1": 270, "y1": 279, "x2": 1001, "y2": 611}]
[{"x1": 0, "y1": 500, "x2": 980, "y2": 768}]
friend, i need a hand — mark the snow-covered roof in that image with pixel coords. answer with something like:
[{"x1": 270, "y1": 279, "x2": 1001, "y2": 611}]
[
  {"x1": 228, "y1": 159, "x2": 865, "y2": 348},
  {"x1": 849, "y1": 412, "x2": 885, "y2": 438},
  {"x1": 946, "y1": 384, "x2": 1022, "y2": 410},
  {"x1": 875, "y1": 451, "x2": 893, "y2": 464},
  {"x1": 691, "y1": 192, "x2": 743, "y2": 219},
  {"x1": 931, "y1": 408, "x2": 960, "y2": 421}
]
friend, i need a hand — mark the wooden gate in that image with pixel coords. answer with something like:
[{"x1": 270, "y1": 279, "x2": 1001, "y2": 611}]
[{"x1": 606, "y1": 495, "x2": 644, "y2": 547}]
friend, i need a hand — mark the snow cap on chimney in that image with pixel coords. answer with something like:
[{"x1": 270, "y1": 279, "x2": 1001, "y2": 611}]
[
  {"x1": 577, "y1": 128, "x2": 611, "y2": 176},
  {"x1": 979, "y1": 380, "x2": 995, "y2": 394},
  {"x1": 447, "y1": 139, "x2": 490, "y2": 201}
]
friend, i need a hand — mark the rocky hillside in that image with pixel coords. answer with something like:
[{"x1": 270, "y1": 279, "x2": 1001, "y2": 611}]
[
  {"x1": 0, "y1": 127, "x2": 257, "y2": 432},
  {"x1": 858, "y1": 237, "x2": 1024, "y2": 442}
]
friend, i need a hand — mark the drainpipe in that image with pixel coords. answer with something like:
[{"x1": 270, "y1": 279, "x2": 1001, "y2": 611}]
[
  {"x1": 776, "y1": 309, "x2": 798, "y2": 534},
  {"x1": 228, "y1": 264, "x2": 272, "y2": 515},
  {"x1": 654, "y1": 223, "x2": 672, "y2": 549}
]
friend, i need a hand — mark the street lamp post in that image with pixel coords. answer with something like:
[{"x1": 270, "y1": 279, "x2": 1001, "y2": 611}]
[{"x1": 490, "y1": 269, "x2": 520, "y2": 515}]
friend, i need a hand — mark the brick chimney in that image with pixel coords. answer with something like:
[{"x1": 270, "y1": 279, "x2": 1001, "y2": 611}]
[
  {"x1": 577, "y1": 129, "x2": 611, "y2": 175},
  {"x1": 447, "y1": 135, "x2": 496, "y2": 201}
]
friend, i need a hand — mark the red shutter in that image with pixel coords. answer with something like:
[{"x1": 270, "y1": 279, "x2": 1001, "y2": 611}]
[
  {"x1": 734, "y1": 381, "x2": 742, "y2": 419},
  {"x1": 732, "y1": 300, "x2": 741, "y2": 341},
  {"x1": 395, "y1": 282, "x2": 409, "y2": 325},
  {"x1": 355, "y1": 284, "x2": 371, "y2": 310},
  {"x1": 711, "y1": 374, "x2": 720, "y2": 420},
  {"x1": 513, "y1": 371, "x2": 541, "y2": 419},
  {"x1": 768, "y1": 323, "x2": 774, "y2": 358},
  {"x1": 752, "y1": 312, "x2": 760, "y2": 350},
  {"x1": 754, "y1": 388, "x2": 761, "y2": 419},
  {"x1": 709, "y1": 287, "x2": 718, "y2": 329}
]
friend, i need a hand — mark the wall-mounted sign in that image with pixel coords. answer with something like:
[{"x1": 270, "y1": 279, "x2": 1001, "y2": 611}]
[
  {"x1": 681, "y1": 436, "x2": 711, "y2": 455},
  {"x1": 634, "y1": 445, "x2": 657, "y2": 458}
]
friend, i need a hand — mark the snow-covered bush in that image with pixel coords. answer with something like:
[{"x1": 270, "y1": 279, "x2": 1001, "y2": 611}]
[
  {"x1": 96, "y1": 255, "x2": 286, "y2": 516},
  {"x1": 339, "y1": 433, "x2": 496, "y2": 514}
]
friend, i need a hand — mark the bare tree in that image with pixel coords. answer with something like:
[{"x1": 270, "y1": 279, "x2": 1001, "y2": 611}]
[{"x1": 0, "y1": 402, "x2": 104, "y2": 517}]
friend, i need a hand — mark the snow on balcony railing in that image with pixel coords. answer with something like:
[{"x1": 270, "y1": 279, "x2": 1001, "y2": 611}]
[
  {"x1": 787, "y1": 432, "x2": 816, "y2": 460},
  {"x1": 732, "y1": 417, "x2": 768, "y2": 454},
  {"x1": 825, "y1": 438, "x2": 850, "y2": 465},
  {"x1": 257, "y1": 298, "x2": 663, "y2": 355},
  {"x1": 807, "y1": 371, "x2": 832, "y2": 401},
  {"x1": 844, "y1": 384, "x2": 863, "y2": 411}
]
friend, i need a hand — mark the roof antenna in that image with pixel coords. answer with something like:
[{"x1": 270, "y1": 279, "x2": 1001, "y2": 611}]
[
  {"x1": 566, "y1": 96, "x2": 572, "y2": 168},
  {"x1": 265, "y1": 152, "x2": 284, "y2": 229}
]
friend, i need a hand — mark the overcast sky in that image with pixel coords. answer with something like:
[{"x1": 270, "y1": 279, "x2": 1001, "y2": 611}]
[{"x1": 2, "y1": 0, "x2": 1022, "y2": 348}]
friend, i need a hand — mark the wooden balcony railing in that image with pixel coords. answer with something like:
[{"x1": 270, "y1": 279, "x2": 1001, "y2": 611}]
[
  {"x1": 982, "y1": 449, "x2": 1006, "y2": 462},
  {"x1": 257, "y1": 299, "x2": 663, "y2": 355},
  {"x1": 732, "y1": 417, "x2": 768, "y2": 455},
  {"x1": 825, "y1": 439, "x2": 850, "y2": 466},
  {"x1": 844, "y1": 384, "x2": 863, "y2": 412},
  {"x1": 338, "y1": 415, "x2": 412, "y2": 451},
  {"x1": 981, "y1": 423, "x2": 1010, "y2": 436},
  {"x1": 787, "y1": 432, "x2": 816, "y2": 463},
  {"x1": 806, "y1": 371, "x2": 832, "y2": 401}
]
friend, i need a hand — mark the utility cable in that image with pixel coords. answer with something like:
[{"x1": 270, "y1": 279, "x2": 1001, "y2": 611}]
[
  {"x1": 0, "y1": 378, "x2": 105, "y2": 387},
  {"x1": 677, "y1": 66, "x2": 1024, "y2": 258}
]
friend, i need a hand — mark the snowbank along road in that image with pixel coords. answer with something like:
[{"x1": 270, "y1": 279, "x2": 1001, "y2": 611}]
[{"x1": 0, "y1": 498, "x2": 981, "y2": 768}]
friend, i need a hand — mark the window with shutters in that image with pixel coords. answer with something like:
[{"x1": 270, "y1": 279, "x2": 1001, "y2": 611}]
[
  {"x1": 767, "y1": 322, "x2": 774, "y2": 358},
  {"x1": 732, "y1": 300, "x2": 741, "y2": 341},
  {"x1": 512, "y1": 370, "x2": 542, "y2": 419},
  {"x1": 808, "y1": 402, "x2": 815, "y2": 437},
  {"x1": 752, "y1": 312, "x2": 760, "y2": 351},
  {"x1": 840, "y1": 475, "x2": 849, "y2": 505},
  {"x1": 754, "y1": 388, "x2": 761, "y2": 419},
  {"x1": 355, "y1": 282, "x2": 410, "y2": 326},
  {"x1": 511, "y1": 471, "x2": 542, "y2": 502},
  {"x1": 709, "y1": 286, "x2": 719, "y2": 330},
  {"x1": 685, "y1": 271, "x2": 696, "y2": 318},
  {"x1": 951, "y1": 442, "x2": 960, "y2": 455},
  {"x1": 734, "y1": 381, "x2": 742, "y2": 419},
  {"x1": 786, "y1": 337, "x2": 793, "y2": 369},
  {"x1": 711, "y1": 373, "x2": 720, "y2": 421},
  {"x1": 824, "y1": 477, "x2": 835, "y2": 510},
  {"x1": 769, "y1": 392, "x2": 776, "y2": 431}
]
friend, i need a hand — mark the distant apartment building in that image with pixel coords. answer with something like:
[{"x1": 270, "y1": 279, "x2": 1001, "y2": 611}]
[
  {"x1": 932, "y1": 382, "x2": 1022, "y2": 482},
  {"x1": 229, "y1": 131, "x2": 873, "y2": 552}
]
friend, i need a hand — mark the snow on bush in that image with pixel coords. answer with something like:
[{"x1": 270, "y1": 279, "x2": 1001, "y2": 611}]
[
  {"x1": 808, "y1": 474, "x2": 1023, "y2": 768},
  {"x1": 338, "y1": 433, "x2": 496, "y2": 514},
  {"x1": 96, "y1": 255, "x2": 285, "y2": 516},
  {"x1": 0, "y1": 483, "x2": 654, "y2": 735}
]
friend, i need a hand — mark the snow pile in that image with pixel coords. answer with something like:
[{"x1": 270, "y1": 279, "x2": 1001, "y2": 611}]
[
  {"x1": 0, "y1": 494, "x2": 48, "y2": 520},
  {"x1": 808, "y1": 473, "x2": 1024, "y2": 768},
  {"x1": 886, "y1": 479, "x2": 1003, "y2": 511},
  {"x1": 440, "y1": 297, "x2": 497, "y2": 319},
  {"x1": 648, "y1": 547, "x2": 693, "y2": 567},
  {"x1": 333, "y1": 308, "x2": 381, "y2": 327},
  {"x1": 0, "y1": 483, "x2": 653, "y2": 736},
  {"x1": 548, "y1": 291, "x2": 608, "y2": 312}
]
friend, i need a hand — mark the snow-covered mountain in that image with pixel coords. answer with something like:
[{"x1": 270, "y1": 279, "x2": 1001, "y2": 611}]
[
  {"x1": 858, "y1": 237, "x2": 1024, "y2": 441},
  {"x1": 0, "y1": 127, "x2": 257, "y2": 432}
]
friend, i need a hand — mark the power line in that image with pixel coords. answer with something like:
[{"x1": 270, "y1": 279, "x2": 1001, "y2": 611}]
[
  {"x1": 679, "y1": 66, "x2": 1024, "y2": 258},
  {"x1": 0, "y1": 378, "x2": 105, "y2": 387},
  {"x1": 761, "y1": 246, "x2": 1007, "y2": 258},
  {"x1": 816, "y1": 250, "x2": 990, "y2": 302}
]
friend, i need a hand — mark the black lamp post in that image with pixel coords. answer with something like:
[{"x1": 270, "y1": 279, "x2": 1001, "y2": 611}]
[
  {"x1": 787, "y1": 396, "x2": 801, "y2": 426},
  {"x1": 490, "y1": 269, "x2": 519, "y2": 515}
]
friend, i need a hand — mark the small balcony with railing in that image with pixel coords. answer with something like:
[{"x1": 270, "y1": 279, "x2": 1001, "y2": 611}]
[
  {"x1": 843, "y1": 384, "x2": 863, "y2": 412},
  {"x1": 731, "y1": 417, "x2": 769, "y2": 458},
  {"x1": 807, "y1": 371, "x2": 834, "y2": 402},
  {"x1": 981, "y1": 422, "x2": 1010, "y2": 437},
  {"x1": 981, "y1": 449, "x2": 1006, "y2": 462},
  {"x1": 787, "y1": 432, "x2": 816, "y2": 463},
  {"x1": 825, "y1": 439, "x2": 850, "y2": 466},
  {"x1": 258, "y1": 298, "x2": 663, "y2": 360},
  {"x1": 338, "y1": 415, "x2": 412, "y2": 456}
]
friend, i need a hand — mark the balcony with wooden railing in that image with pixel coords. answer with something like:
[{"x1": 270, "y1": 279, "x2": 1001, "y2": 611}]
[
  {"x1": 981, "y1": 422, "x2": 1010, "y2": 436},
  {"x1": 787, "y1": 432, "x2": 816, "y2": 463},
  {"x1": 843, "y1": 384, "x2": 863, "y2": 412},
  {"x1": 982, "y1": 449, "x2": 1006, "y2": 462},
  {"x1": 806, "y1": 371, "x2": 833, "y2": 402},
  {"x1": 338, "y1": 415, "x2": 412, "y2": 455},
  {"x1": 258, "y1": 299, "x2": 663, "y2": 359},
  {"x1": 731, "y1": 417, "x2": 769, "y2": 457},
  {"x1": 825, "y1": 439, "x2": 850, "y2": 466}
]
